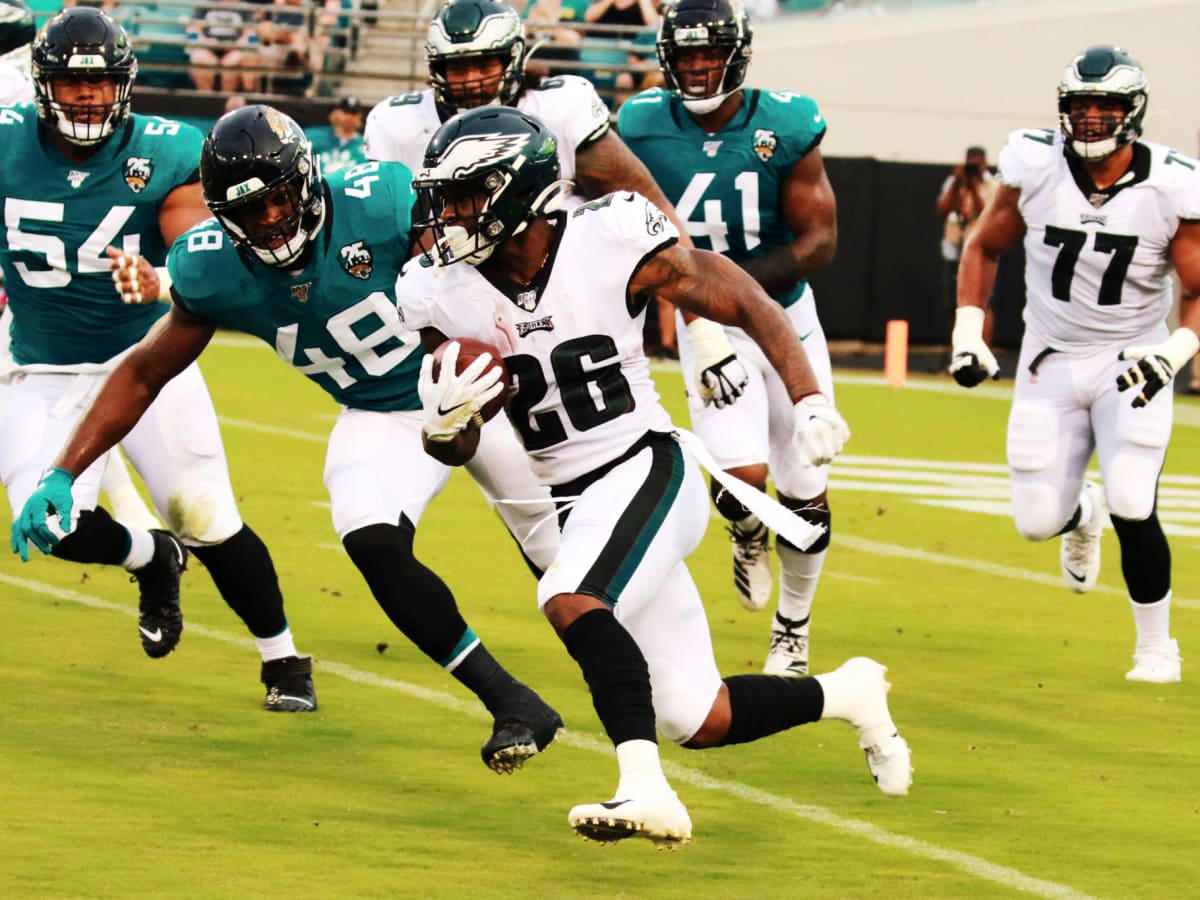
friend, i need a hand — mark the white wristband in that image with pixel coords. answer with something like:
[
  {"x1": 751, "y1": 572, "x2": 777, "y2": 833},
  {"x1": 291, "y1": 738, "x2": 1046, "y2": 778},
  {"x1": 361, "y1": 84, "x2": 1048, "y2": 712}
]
[
  {"x1": 951, "y1": 305, "x2": 986, "y2": 344},
  {"x1": 686, "y1": 317, "x2": 734, "y2": 363},
  {"x1": 155, "y1": 266, "x2": 173, "y2": 303},
  {"x1": 1158, "y1": 327, "x2": 1200, "y2": 370}
]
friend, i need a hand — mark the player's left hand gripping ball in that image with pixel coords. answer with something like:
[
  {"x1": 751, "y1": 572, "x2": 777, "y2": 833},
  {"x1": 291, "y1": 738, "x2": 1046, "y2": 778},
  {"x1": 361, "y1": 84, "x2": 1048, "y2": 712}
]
[
  {"x1": 11, "y1": 467, "x2": 77, "y2": 561},
  {"x1": 792, "y1": 393, "x2": 850, "y2": 467},
  {"x1": 106, "y1": 246, "x2": 160, "y2": 305}
]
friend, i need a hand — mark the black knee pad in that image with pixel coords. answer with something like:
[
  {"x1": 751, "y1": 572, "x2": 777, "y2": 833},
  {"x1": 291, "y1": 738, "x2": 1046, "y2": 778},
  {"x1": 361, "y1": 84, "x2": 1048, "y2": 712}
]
[{"x1": 777, "y1": 496, "x2": 831, "y2": 554}]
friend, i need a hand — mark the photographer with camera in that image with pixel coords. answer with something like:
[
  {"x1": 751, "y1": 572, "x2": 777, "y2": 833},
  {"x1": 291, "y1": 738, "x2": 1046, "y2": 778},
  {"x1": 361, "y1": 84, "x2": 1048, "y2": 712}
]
[{"x1": 937, "y1": 145, "x2": 996, "y2": 346}]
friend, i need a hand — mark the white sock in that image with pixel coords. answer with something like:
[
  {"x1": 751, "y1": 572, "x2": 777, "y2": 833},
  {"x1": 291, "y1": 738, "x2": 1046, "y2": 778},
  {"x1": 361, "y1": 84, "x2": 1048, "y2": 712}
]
[
  {"x1": 1076, "y1": 487, "x2": 1095, "y2": 531},
  {"x1": 777, "y1": 544, "x2": 825, "y2": 622},
  {"x1": 256, "y1": 628, "x2": 299, "y2": 662},
  {"x1": 122, "y1": 528, "x2": 156, "y2": 570},
  {"x1": 733, "y1": 513, "x2": 763, "y2": 534},
  {"x1": 614, "y1": 738, "x2": 671, "y2": 797},
  {"x1": 1131, "y1": 593, "x2": 1172, "y2": 651}
]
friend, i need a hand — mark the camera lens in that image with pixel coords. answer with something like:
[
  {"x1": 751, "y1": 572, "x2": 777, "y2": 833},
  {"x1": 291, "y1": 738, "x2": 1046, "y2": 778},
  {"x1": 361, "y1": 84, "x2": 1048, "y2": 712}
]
[{"x1": 964, "y1": 163, "x2": 980, "y2": 176}]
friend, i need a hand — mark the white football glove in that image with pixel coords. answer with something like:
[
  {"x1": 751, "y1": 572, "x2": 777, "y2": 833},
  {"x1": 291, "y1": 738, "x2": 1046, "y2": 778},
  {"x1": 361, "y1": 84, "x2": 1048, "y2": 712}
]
[
  {"x1": 792, "y1": 393, "x2": 850, "y2": 467},
  {"x1": 948, "y1": 306, "x2": 1000, "y2": 387},
  {"x1": 1117, "y1": 328, "x2": 1200, "y2": 409},
  {"x1": 417, "y1": 342, "x2": 505, "y2": 443},
  {"x1": 687, "y1": 317, "x2": 748, "y2": 408}
]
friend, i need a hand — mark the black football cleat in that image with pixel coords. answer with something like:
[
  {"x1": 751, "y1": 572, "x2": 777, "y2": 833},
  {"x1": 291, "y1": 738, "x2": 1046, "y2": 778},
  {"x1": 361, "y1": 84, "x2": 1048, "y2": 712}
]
[
  {"x1": 481, "y1": 683, "x2": 562, "y2": 774},
  {"x1": 132, "y1": 529, "x2": 187, "y2": 659},
  {"x1": 261, "y1": 655, "x2": 318, "y2": 712}
]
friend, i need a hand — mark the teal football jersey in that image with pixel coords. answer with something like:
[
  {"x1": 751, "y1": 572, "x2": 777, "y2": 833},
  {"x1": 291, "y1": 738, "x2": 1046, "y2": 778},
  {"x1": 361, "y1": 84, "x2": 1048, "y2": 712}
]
[
  {"x1": 618, "y1": 88, "x2": 826, "y2": 308},
  {"x1": 0, "y1": 108, "x2": 203, "y2": 365},
  {"x1": 169, "y1": 160, "x2": 423, "y2": 412}
]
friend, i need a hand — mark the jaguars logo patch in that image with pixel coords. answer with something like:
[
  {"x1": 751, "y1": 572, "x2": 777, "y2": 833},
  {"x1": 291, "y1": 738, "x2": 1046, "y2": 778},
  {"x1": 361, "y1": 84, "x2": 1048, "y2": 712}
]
[
  {"x1": 752, "y1": 128, "x2": 778, "y2": 163},
  {"x1": 339, "y1": 240, "x2": 373, "y2": 279},
  {"x1": 265, "y1": 108, "x2": 296, "y2": 144},
  {"x1": 123, "y1": 157, "x2": 153, "y2": 193}
]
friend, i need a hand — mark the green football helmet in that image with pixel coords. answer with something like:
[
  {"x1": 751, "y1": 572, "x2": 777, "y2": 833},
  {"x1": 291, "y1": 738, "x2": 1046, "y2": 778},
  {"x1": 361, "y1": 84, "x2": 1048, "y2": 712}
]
[{"x1": 1057, "y1": 45, "x2": 1148, "y2": 161}]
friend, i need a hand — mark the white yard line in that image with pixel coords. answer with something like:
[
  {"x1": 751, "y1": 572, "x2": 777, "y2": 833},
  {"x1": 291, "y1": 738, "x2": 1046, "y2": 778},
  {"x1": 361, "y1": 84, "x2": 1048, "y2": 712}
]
[{"x1": 0, "y1": 569, "x2": 1098, "y2": 900}]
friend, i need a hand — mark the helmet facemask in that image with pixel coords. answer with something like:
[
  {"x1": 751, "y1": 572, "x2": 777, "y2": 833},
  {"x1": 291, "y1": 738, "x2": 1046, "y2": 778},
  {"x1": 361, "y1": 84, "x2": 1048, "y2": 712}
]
[
  {"x1": 1057, "y1": 45, "x2": 1148, "y2": 162},
  {"x1": 657, "y1": 0, "x2": 752, "y2": 115},
  {"x1": 32, "y1": 8, "x2": 137, "y2": 147},
  {"x1": 426, "y1": 0, "x2": 526, "y2": 114}
]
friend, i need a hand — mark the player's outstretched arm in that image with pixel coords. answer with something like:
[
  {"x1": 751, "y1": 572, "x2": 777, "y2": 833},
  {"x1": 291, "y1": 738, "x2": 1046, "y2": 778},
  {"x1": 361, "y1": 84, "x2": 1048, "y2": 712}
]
[
  {"x1": 52, "y1": 306, "x2": 217, "y2": 480},
  {"x1": 951, "y1": 183, "x2": 1024, "y2": 387}
]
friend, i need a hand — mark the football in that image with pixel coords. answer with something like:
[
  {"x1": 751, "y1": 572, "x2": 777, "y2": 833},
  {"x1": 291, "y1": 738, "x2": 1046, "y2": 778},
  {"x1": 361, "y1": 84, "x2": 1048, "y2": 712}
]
[{"x1": 431, "y1": 338, "x2": 510, "y2": 424}]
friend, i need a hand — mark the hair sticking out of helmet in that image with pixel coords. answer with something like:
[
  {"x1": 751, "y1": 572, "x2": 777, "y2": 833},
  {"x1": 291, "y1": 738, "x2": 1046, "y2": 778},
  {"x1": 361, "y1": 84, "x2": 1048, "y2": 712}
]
[
  {"x1": 426, "y1": 0, "x2": 527, "y2": 114},
  {"x1": 1057, "y1": 45, "x2": 1148, "y2": 162},
  {"x1": 31, "y1": 7, "x2": 136, "y2": 146},
  {"x1": 200, "y1": 105, "x2": 327, "y2": 268},
  {"x1": 0, "y1": 0, "x2": 36, "y2": 57},
  {"x1": 413, "y1": 106, "x2": 566, "y2": 267},
  {"x1": 657, "y1": 0, "x2": 752, "y2": 116}
]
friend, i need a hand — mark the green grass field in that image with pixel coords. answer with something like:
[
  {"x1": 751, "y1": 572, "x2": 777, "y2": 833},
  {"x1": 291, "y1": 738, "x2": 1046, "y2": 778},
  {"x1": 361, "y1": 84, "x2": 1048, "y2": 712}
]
[{"x1": 3, "y1": 339, "x2": 1198, "y2": 899}]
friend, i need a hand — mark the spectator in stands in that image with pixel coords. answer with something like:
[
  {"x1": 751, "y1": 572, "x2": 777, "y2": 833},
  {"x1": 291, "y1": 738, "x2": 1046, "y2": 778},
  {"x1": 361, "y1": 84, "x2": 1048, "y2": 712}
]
[
  {"x1": 523, "y1": 0, "x2": 585, "y2": 78},
  {"x1": 582, "y1": 0, "x2": 659, "y2": 103},
  {"x1": 936, "y1": 145, "x2": 996, "y2": 345},
  {"x1": 308, "y1": 94, "x2": 368, "y2": 174},
  {"x1": 259, "y1": 0, "x2": 316, "y2": 95},
  {"x1": 186, "y1": 0, "x2": 261, "y2": 93}
]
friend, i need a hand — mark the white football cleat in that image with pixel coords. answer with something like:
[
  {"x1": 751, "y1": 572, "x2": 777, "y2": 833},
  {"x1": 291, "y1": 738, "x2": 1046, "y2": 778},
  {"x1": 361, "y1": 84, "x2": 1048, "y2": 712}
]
[
  {"x1": 763, "y1": 613, "x2": 809, "y2": 676},
  {"x1": 818, "y1": 657, "x2": 913, "y2": 796},
  {"x1": 731, "y1": 521, "x2": 772, "y2": 612},
  {"x1": 1126, "y1": 639, "x2": 1182, "y2": 684},
  {"x1": 1061, "y1": 481, "x2": 1106, "y2": 593},
  {"x1": 568, "y1": 789, "x2": 692, "y2": 849}
]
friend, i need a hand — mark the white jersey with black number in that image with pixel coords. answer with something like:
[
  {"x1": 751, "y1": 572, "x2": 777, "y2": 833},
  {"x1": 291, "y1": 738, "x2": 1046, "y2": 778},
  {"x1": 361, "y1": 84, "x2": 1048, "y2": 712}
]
[
  {"x1": 998, "y1": 128, "x2": 1200, "y2": 351},
  {"x1": 396, "y1": 192, "x2": 679, "y2": 486},
  {"x1": 0, "y1": 45, "x2": 33, "y2": 106},
  {"x1": 363, "y1": 75, "x2": 610, "y2": 189}
]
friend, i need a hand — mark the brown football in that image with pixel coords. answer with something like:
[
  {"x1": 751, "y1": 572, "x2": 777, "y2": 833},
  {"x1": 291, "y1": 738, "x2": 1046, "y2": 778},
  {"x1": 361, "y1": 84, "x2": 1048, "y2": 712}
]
[{"x1": 430, "y1": 338, "x2": 510, "y2": 423}]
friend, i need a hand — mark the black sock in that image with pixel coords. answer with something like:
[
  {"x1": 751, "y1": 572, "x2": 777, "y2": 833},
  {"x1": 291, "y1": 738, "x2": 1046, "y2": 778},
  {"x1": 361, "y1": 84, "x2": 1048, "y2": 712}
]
[
  {"x1": 561, "y1": 608, "x2": 656, "y2": 745},
  {"x1": 342, "y1": 521, "x2": 469, "y2": 661},
  {"x1": 719, "y1": 674, "x2": 825, "y2": 746},
  {"x1": 189, "y1": 524, "x2": 287, "y2": 638},
  {"x1": 52, "y1": 507, "x2": 130, "y2": 564},
  {"x1": 452, "y1": 643, "x2": 524, "y2": 714}
]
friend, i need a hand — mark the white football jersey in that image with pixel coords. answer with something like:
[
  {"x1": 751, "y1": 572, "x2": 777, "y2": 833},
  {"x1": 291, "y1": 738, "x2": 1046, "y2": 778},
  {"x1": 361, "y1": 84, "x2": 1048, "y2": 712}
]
[
  {"x1": 0, "y1": 45, "x2": 33, "y2": 106},
  {"x1": 998, "y1": 127, "x2": 1200, "y2": 350},
  {"x1": 363, "y1": 75, "x2": 610, "y2": 189},
  {"x1": 396, "y1": 192, "x2": 679, "y2": 485}
]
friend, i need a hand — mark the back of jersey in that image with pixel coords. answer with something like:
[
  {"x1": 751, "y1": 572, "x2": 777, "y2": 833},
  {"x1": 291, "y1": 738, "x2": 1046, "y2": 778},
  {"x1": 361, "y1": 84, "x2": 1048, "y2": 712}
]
[{"x1": 0, "y1": 112, "x2": 203, "y2": 367}]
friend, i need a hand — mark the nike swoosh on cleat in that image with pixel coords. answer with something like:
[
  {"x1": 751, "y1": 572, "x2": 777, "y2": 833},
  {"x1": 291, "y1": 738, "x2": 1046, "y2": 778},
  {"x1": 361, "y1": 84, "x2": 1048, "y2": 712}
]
[
  {"x1": 600, "y1": 800, "x2": 632, "y2": 810},
  {"x1": 1066, "y1": 568, "x2": 1087, "y2": 583},
  {"x1": 139, "y1": 626, "x2": 163, "y2": 642}
]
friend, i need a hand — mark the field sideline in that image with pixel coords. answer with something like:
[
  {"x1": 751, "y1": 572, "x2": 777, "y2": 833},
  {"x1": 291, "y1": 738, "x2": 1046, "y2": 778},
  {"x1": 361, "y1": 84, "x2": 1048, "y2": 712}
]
[{"x1": 2, "y1": 339, "x2": 1197, "y2": 899}]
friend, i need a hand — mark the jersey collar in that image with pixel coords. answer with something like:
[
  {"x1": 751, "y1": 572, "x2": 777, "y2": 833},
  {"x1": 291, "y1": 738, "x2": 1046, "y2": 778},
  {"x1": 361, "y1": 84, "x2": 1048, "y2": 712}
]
[{"x1": 1064, "y1": 141, "x2": 1151, "y2": 208}]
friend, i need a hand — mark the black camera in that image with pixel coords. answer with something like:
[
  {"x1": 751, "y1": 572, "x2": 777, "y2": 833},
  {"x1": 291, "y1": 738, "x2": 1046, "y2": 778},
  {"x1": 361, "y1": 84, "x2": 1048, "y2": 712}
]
[{"x1": 964, "y1": 162, "x2": 981, "y2": 177}]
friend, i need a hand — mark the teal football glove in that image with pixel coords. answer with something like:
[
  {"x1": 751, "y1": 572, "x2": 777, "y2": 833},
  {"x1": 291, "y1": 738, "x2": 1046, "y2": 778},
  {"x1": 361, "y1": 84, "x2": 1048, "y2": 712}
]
[{"x1": 11, "y1": 467, "x2": 76, "y2": 561}]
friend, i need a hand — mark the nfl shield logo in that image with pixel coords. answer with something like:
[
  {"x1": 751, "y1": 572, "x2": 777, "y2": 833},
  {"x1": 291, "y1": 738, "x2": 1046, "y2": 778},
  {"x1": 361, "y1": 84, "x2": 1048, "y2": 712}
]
[{"x1": 124, "y1": 157, "x2": 153, "y2": 193}]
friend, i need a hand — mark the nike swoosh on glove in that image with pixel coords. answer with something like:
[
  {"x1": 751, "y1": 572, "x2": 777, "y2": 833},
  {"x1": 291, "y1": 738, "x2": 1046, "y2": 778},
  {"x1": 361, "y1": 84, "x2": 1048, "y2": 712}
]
[
  {"x1": 418, "y1": 341, "x2": 505, "y2": 442},
  {"x1": 793, "y1": 393, "x2": 850, "y2": 467},
  {"x1": 11, "y1": 467, "x2": 76, "y2": 561}
]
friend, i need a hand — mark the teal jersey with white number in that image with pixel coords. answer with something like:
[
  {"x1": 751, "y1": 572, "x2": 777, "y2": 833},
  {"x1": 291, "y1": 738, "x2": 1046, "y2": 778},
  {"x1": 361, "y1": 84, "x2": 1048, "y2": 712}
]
[
  {"x1": 169, "y1": 161, "x2": 423, "y2": 412},
  {"x1": 0, "y1": 107, "x2": 203, "y2": 366},
  {"x1": 618, "y1": 88, "x2": 825, "y2": 308}
]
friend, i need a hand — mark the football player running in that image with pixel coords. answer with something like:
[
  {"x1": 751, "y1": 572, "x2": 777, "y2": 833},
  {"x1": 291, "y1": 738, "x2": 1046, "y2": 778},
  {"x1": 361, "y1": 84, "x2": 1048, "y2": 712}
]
[
  {"x1": 953, "y1": 46, "x2": 1200, "y2": 683},
  {"x1": 364, "y1": 0, "x2": 748, "y2": 427},
  {"x1": 4, "y1": 8, "x2": 319, "y2": 711},
  {"x1": 618, "y1": 0, "x2": 839, "y2": 676},
  {"x1": 14, "y1": 104, "x2": 562, "y2": 772},
  {"x1": 398, "y1": 107, "x2": 911, "y2": 847}
]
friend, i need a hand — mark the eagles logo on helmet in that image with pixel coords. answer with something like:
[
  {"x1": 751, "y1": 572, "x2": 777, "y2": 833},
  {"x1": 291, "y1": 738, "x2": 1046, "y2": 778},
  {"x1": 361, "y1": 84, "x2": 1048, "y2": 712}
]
[
  {"x1": 413, "y1": 106, "x2": 565, "y2": 266},
  {"x1": 1057, "y1": 45, "x2": 1149, "y2": 162},
  {"x1": 426, "y1": 0, "x2": 527, "y2": 114}
]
